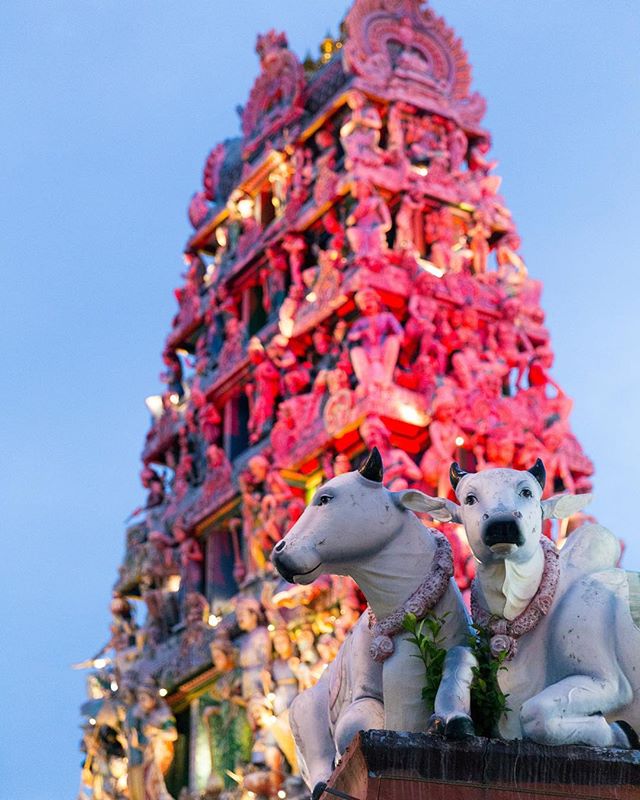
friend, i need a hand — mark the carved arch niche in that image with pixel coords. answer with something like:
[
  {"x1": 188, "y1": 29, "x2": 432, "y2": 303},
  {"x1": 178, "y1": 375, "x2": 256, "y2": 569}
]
[{"x1": 343, "y1": 0, "x2": 486, "y2": 130}]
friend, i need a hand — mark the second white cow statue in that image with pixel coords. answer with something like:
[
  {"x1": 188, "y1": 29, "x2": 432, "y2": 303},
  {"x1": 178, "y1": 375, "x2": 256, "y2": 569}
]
[{"x1": 405, "y1": 458, "x2": 640, "y2": 749}]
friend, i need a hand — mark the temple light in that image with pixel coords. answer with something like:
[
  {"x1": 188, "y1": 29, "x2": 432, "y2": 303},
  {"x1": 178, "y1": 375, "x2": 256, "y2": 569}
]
[
  {"x1": 168, "y1": 393, "x2": 180, "y2": 406},
  {"x1": 305, "y1": 292, "x2": 317, "y2": 303},
  {"x1": 237, "y1": 196, "x2": 254, "y2": 220},
  {"x1": 267, "y1": 624, "x2": 275, "y2": 632},
  {"x1": 110, "y1": 681, "x2": 118, "y2": 692},
  {"x1": 208, "y1": 614, "x2": 221, "y2": 628},
  {"x1": 215, "y1": 227, "x2": 228, "y2": 248},
  {"x1": 144, "y1": 395, "x2": 164, "y2": 420},
  {"x1": 159, "y1": 688, "x2": 168, "y2": 697},
  {"x1": 416, "y1": 258, "x2": 444, "y2": 278},
  {"x1": 278, "y1": 791, "x2": 287, "y2": 799},
  {"x1": 166, "y1": 575, "x2": 181, "y2": 592},
  {"x1": 89, "y1": 718, "x2": 96, "y2": 726},
  {"x1": 413, "y1": 165, "x2": 429, "y2": 176},
  {"x1": 398, "y1": 402, "x2": 423, "y2": 426},
  {"x1": 93, "y1": 658, "x2": 108, "y2": 669},
  {"x1": 455, "y1": 436, "x2": 465, "y2": 446}
]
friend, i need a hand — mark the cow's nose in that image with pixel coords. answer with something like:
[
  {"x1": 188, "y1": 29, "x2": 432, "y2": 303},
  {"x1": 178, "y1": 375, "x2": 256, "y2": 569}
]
[
  {"x1": 513, "y1": 510, "x2": 522, "y2": 519},
  {"x1": 482, "y1": 513, "x2": 489, "y2": 521},
  {"x1": 274, "y1": 540, "x2": 286, "y2": 553}
]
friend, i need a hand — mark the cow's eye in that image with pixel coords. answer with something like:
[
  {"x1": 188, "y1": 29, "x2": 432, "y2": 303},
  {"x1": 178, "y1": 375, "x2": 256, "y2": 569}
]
[
  {"x1": 464, "y1": 494, "x2": 477, "y2": 506},
  {"x1": 318, "y1": 495, "x2": 332, "y2": 506},
  {"x1": 520, "y1": 487, "x2": 533, "y2": 499}
]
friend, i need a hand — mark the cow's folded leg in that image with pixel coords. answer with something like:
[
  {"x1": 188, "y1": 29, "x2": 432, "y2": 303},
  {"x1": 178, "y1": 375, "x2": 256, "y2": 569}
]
[
  {"x1": 520, "y1": 674, "x2": 633, "y2": 747},
  {"x1": 432, "y1": 645, "x2": 476, "y2": 737}
]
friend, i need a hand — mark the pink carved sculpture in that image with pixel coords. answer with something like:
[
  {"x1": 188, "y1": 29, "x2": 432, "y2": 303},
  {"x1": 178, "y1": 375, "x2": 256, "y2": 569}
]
[
  {"x1": 345, "y1": 179, "x2": 391, "y2": 267},
  {"x1": 347, "y1": 288, "x2": 404, "y2": 391}
]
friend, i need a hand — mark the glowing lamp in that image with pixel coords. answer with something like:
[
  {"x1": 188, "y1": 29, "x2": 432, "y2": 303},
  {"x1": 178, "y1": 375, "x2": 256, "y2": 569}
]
[
  {"x1": 398, "y1": 401, "x2": 424, "y2": 426},
  {"x1": 455, "y1": 436, "x2": 465, "y2": 447},
  {"x1": 144, "y1": 395, "x2": 164, "y2": 420},
  {"x1": 215, "y1": 227, "x2": 228, "y2": 248},
  {"x1": 93, "y1": 657, "x2": 108, "y2": 669},
  {"x1": 110, "y1": 681, "x2": 118, "y2": 692},
  {"x1": 166, "y1": 575, "x2": 181, "y2": 593},
  {"x1": 208, "y1": 613, "x2": 221, "y2": 628},
  {"x1": 278, "y1": 792, "x2": 287, "y2": 799},
  {"x1": 236, "y1": 196, "x2": 254, "y2": 220},
  {"x1": 159, "y1": 688, "x2": 168, "y2": 697},
  {"x1": 416, "y1": 258, "x2": 444, "y2": 278},
  {"x1": 89, "y1": 718, "x2": 96, "y2": 726}
]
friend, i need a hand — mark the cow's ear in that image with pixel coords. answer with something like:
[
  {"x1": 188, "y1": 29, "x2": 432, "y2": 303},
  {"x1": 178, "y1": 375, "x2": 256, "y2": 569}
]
[
  {"x1": 541, "y1": 493, "x2": 593, "y2": 520},
  {"x1": 393, "y1": 489, "x2": 462, "y2": 523}
]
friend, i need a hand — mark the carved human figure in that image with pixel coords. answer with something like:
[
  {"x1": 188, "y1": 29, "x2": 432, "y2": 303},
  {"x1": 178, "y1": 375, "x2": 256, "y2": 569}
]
[
  {"x1": 125, "y1": 681, "x2": 177, "y2": 800},
  {"x1": 203, "y1": 638, "x2": 251, "y2": 792},
  {"x1": 313, "y1": 128, "x2": 339, "y2": 206},
  {"x1": 217, "y1": 313, "x2": 246, "y2": 373},
  {"x1": 282, "y1": 234, "x2": 306, "y2": 288},
  {"x1": 246, "y1": 337, "x2": 281, "y2": 444},
  {"x1": 261, "y1": 246, "x2": 289, "y2": 317},
  {"x1": 236, "y1": 598, "x2": 272, "y2": 701},
  {"x1": 160, "y1": 349, "x2": 184, "y2": 402},
  {"x1": 264, "y1": 626, "x2": 299, "y2": 716},
  {"x1": 347, "y1": 289, "x2": 403, "y2": 391},
  {"x1": 339, "y1": 92, "x2": 384, "y2": 171},
  {"x1": 420, "y1": 388, "x2": 466, "y2": 497},
  {"x1": 345, "y1": 180, "x2": 391, "y2": 265},
  {"x1": 173, "y1": 525, "x2": 203, "y2": 595},
  {"x1": 395, "y1": 185, "x2": 425, "y2": 254},
  {"x1": 467, "y1": 212, "x2": 492, "y2": 274}
]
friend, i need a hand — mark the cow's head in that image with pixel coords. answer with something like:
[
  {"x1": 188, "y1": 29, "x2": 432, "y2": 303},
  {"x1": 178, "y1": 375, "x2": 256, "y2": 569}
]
[
  {"x1": 395, "y1": 459, "x2": 592, "y2": 565},
  {"x1": 272, "y1": 448, "x2": 413, "y2": 583}
]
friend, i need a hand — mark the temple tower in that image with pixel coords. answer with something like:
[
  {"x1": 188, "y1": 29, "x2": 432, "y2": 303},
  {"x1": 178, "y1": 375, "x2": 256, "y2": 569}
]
[{"x1": 78, "y1": 2, "x2": 594, "y2": 798}]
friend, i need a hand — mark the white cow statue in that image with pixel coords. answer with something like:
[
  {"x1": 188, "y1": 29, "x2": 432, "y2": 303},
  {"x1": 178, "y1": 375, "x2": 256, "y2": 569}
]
[
  {"x1": 402, "y1": 458, "x2": 640, "y2": 749},
  {"x1": 272, "y1": 448, "x2": 476, "y2": 792}
]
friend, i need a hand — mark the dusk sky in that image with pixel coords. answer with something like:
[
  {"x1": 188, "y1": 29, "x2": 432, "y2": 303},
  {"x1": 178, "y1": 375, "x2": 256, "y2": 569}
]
[{"x1": 2, "y1": 2, "x2": 639, "y2": 798}]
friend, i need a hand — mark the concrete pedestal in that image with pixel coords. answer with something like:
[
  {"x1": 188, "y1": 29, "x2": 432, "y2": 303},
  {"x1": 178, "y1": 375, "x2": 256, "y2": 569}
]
[{"x1": 324, "y1": 731, "x2": 640, "y2": 800}]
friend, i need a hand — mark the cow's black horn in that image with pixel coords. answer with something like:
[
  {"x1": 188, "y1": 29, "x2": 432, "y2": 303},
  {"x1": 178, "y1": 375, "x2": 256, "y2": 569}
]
[
  {"x1": 527, "y1": 458, "x2": 546, "y2": 490},
  {"x1": 449, "y1": 462, "x2": 468, "y2": 491},
  {"x1": 359, "y1": 447, "x2": 383, "y2": 483}
]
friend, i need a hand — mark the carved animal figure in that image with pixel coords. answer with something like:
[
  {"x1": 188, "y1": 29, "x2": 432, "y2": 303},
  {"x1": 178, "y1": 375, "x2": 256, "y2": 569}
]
[
  {"x1": 406, "y1": 459, "x2": 640, "y2": 748},
  {"x1": 272, "y1": 448, "x2": 475, "y2": 791}
]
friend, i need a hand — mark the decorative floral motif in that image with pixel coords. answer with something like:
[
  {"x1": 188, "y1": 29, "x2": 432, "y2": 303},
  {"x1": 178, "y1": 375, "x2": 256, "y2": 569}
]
[
  {"x1": 471, "y1": 536, "x2": 561, "y2": 661},
  {"x1": 368, "y1": 533, "x2": 454, "y2": 663}
]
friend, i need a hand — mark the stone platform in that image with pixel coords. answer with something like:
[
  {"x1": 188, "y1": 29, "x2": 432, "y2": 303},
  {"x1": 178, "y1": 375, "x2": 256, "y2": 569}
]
[{"x1": 322, "y1": 730, "x2": 640, "y2": 800}]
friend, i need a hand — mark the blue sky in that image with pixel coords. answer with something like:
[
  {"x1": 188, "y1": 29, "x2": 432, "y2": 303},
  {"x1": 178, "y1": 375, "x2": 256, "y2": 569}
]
[{"x1": 1, "y1": 2, "x2": 639, "y2": 797}]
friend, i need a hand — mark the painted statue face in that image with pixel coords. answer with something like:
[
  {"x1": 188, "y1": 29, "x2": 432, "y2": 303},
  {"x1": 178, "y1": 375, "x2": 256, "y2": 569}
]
[
  {"x1": 212, "y1": 647, "x2": 232, "y2": 672},
  {"x1": 236, "y1": 606, "x2": 258, "y2": 632},
  {"x1": 273, "y1": 631, "x2": 293, "y2": 658},
  {"x1": 137, "y1": 691, "x2": 156, "y2": 714}
]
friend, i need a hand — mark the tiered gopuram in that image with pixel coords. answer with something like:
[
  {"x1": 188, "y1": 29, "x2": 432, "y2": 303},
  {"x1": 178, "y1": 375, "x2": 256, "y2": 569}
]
[{"x1": 78, "y1": 2, "x2": 595, "y2": 799}]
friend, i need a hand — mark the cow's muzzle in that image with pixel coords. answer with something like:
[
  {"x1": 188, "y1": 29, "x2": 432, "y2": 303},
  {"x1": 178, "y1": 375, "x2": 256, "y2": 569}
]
[{"x1": 482, "y1": 515, "x2": 525, "y2": 549}]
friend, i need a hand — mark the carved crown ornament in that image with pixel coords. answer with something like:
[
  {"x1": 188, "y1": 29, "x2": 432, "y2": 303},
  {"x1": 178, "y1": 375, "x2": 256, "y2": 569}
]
[
  {"x1": 343, "y1": 0, "x2": 487, "y2": 130},
  {"x1": 241, "y1": 29, "x2": 306, "y2": 158}
]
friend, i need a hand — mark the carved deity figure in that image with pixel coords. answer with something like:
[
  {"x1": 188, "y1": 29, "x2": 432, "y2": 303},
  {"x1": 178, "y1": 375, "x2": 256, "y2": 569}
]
[
  {"x1": 420, "y1": 387, "x2": 466, "y2": 496},
  {"x1": 203, "y1": 638, "x2": 251, "y2": 792},
  {"x1": 347, "y1": 289, "x2": 403, "y2": 391},
  {"x1": 125, "y1": 681, "x2": 177, "y2": 800},
  {"x1": 246, "y1": 337, "x2": 281, "y2": 444},
  {"x1": 236, "y1": 598, "x2": 272, "y2": 701},
  {"x1": 339, "y1": 92, "x2": 384, "y2": 171},
  {"x1": 346, "y1": 180, "x2": 391, "y2": 266}
]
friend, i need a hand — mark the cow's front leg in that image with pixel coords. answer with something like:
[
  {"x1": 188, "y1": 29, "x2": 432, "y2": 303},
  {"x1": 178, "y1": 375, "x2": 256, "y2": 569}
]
[
  {"x1": 432, "y1": 645, "x2": 476, "y2": 737},
  {"x1": 520, "y1": 674, "x2": 635, "y2": 747},
  {"x1": 383, "y1": 634, "x2": 431, "y2": 732}
]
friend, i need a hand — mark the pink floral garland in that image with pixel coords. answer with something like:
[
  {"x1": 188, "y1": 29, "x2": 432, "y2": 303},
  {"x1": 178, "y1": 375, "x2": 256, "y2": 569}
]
[
  {"x1": 368, "y1": 533, "x2": 454, "y2": 663},
  {"x1": 471, "y1": 536, "x2": 560, "y2": 661}
]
